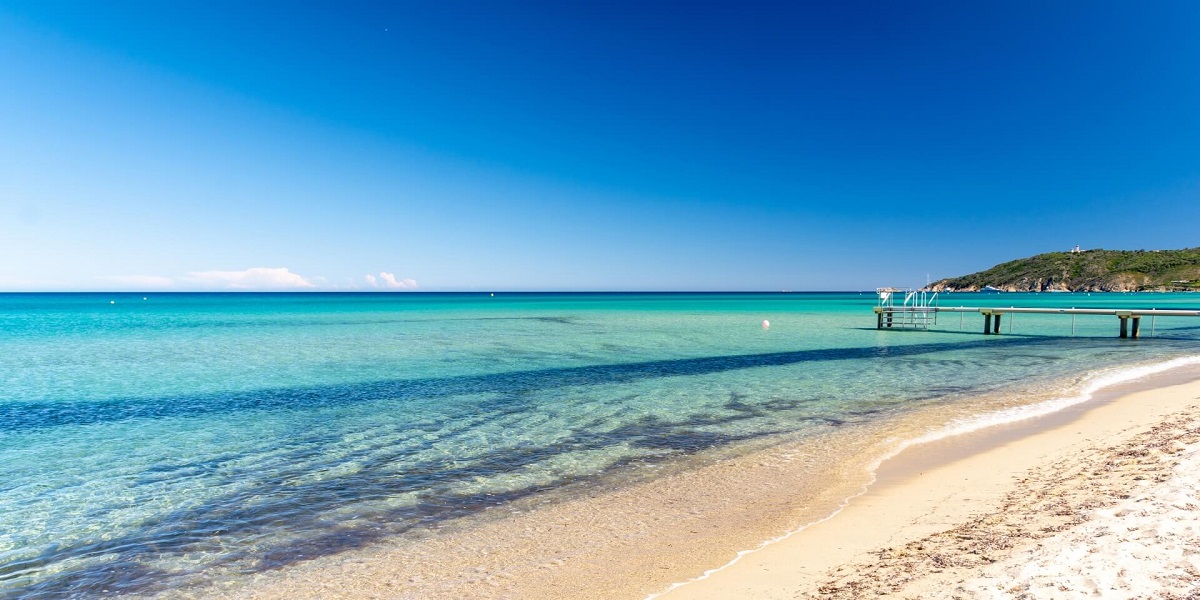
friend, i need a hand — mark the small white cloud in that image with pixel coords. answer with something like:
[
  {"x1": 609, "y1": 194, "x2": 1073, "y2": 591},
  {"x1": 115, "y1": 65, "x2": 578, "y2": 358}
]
[
  {"x1": 185, "y1": 267, "x2": 316, "y2": 290},
  {"x1": 364, "y1": 272, "x2": 416, "y2": 289},
  {"x1": 379, "y1": 272, "x2": 418, "y2": 289},
  {"x1": 104, "y1": 275, "x2": 176, "y2": 288}
]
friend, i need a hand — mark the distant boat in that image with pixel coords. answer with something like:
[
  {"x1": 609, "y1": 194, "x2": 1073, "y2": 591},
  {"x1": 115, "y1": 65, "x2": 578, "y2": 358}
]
[{"x1": 980, "y1": 285, "x2": 1003, "y2": 293}]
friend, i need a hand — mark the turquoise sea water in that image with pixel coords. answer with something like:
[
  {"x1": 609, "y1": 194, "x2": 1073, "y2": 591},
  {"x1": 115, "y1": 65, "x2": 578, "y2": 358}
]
[{"x1": 2, "y1": 291, "x2": 1199, "y2": 598}]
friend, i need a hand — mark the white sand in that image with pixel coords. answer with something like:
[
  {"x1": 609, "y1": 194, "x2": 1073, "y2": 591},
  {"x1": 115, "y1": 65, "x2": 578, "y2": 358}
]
[{"x1": 953, "y1": 440, "x2": 1200, "y2": 599}]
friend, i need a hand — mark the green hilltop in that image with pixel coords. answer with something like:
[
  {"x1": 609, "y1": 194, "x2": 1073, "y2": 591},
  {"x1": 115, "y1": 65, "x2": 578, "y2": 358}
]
[{"x1": 929, "y1": 248, "x2": 1200, "y2": 292}]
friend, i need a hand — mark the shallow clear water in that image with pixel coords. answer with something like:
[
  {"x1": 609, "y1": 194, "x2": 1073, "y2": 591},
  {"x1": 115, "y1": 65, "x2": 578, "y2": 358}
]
[{"x1": 1, "y1": 291, "x2": 1198, "y2": 597}]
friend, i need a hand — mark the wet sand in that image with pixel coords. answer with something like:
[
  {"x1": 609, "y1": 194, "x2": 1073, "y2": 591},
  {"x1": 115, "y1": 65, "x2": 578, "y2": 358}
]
[
  {"x1": 178, "y1": 423, "x2": 882, "y2": 600},
  {"x1": 169, "y1": 362, "x2": 1200, "y2": 600}
]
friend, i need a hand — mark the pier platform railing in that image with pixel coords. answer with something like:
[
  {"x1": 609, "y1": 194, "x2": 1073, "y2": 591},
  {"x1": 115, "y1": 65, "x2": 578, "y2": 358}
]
[{"x1": 874, "y1": 287, "x2": 939, "y2": 330}]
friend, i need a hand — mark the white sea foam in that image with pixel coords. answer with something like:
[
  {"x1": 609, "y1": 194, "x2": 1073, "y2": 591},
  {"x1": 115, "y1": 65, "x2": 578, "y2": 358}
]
[
  {"x1": 877, "y1": 354, "x2": 1200, "y2": 467},
  {"x1": 645, "y1": 354, "x2": 1200, "y2": 600}
]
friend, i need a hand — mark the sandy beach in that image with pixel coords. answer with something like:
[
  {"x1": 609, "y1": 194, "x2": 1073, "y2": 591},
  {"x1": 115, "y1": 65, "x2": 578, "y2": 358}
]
[
  {"x1": 185, "y1": 361, "x2": 1200, "y2": 600},
  {"x1": 660, "y1": 366, "x2": 1200, "y2": 600}
]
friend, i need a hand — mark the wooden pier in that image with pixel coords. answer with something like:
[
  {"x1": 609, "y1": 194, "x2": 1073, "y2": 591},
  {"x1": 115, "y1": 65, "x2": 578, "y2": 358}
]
[{"x1": 874, "y1": 304, "x2": 1200, "y2": 338}]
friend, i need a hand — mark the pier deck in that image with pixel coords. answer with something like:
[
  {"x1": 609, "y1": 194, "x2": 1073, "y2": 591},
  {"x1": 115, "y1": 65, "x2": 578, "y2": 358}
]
[{"x1": 874, "y1": 305, "x2": 1200, "y2": 338}]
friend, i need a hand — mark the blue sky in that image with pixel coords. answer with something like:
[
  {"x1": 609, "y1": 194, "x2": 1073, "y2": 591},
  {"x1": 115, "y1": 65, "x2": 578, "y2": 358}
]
[{"x1": 2, "y1": 1, "x2": 1198, "y2": 291}]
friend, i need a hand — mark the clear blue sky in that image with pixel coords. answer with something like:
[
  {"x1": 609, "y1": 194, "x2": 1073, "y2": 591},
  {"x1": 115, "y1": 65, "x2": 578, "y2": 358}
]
[{"x1": 2, "y1": 1, "x2": 1198, "y2": 291}]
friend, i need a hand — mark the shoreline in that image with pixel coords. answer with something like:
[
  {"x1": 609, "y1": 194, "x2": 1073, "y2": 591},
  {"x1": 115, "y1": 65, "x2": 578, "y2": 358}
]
[
  {"x1": 656, "y1": 359, "x2": 1200, "y2": 599},
  {"x1": 176, "y1": 355, "x2": 1200, "y2": 600}
]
